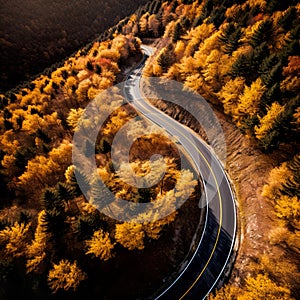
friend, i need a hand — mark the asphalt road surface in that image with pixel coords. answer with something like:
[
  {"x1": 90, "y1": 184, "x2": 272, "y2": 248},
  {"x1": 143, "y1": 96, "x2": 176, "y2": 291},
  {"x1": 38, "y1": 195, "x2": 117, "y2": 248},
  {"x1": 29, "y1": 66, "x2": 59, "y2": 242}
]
[{"x1": 123, "y1": 45, "x2": 237, "y2": 300}]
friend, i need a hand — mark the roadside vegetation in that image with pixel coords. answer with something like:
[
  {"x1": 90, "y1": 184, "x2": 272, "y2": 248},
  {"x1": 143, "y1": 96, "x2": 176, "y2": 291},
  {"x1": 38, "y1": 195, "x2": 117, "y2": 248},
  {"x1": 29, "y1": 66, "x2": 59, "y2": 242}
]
[
  {"x1": 0, "y1": 0, "x2": 299, "y2": 299},
  {"x1": 119, "y1": 0, "x2": 299, "y2": 298},
  {"x1": 0, "y1": 6, "x2": 201, "y2": 297}
]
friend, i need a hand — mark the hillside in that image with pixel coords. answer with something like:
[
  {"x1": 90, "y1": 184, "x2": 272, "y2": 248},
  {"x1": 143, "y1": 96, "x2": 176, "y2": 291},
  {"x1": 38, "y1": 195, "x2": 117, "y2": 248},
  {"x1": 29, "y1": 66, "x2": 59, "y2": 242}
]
[
  {"x1": 0, "y1": 0, "x2": 148, "y2": 92},
  {"x1": 0, "y1": 0, "x2": 300, "y2": 299}
]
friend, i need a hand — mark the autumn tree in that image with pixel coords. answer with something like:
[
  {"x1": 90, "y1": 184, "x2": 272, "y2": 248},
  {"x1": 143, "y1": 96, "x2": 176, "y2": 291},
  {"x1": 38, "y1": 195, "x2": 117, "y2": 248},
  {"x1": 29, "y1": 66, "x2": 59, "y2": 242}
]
[
  {"x1": 115, "y1": 222, "x2": 144, "y2": 250},
  {"x1": 148, "y1": 14, "x2": 160, "y2": 37},
  {"x1": 275, "y1": 195, "x2": 300, "y2": 229},
  {"x1": 26, "y1": 210, "x2": 48, "y2": 273},
  {"x1": 201, "y1": 49, "x2": 233, "y2": 92},
  {"x1": 174, "y1": 40, "x2": 186, "y2": 60},
  {"x1": 67, "y1": 108, "x2": 84, "y2": 131},
  {"x1": 85, "y1": 229, "x2": 114, "y2": 260},
  {"x1": 156, "y1": 45, "x2": 175, "y2": 73},
  {"x1": 217, "y1": 77, "x2": 245, "y2": 116},
  {"x1": 183, "y1": 23, "x2": 216, "y2": 57},
  {"x1": 237, "y1": 274, "x2": 292, "y2": 300},
  {"x1": 262, "y1": 161, "x2": 293, "y2": 199},
  {"x1": 139, "y1": 12, "x2": 150, "y2": 35},
  {"x1": 208, "y1": 283, "x2": 239, "y2": 300},
  {"x1": 262, "y1": 153, "x2": 300, "y2": 235},
  {"x1": 281, "y1": 55, "x2": 300, "y2": 96},
  {"x1": 258, "y1": 96, "x2": 300, "y2": 151},
  {"x1": 47, "y1": 260, "x2": 86, "y2": 293},
  {"x1": 18, "y1": 141, "x2": 72, "y2": 193},
  {"x1": 234, "y1": 77, "x2": 266, "y2": 131},
  {"x1": 65, "y1": 165, "x2": 90, "y2": 196},
  {"x1": 0, "y1": 222, "x2": 30, "y2": 258},
  {"x1": 255, "y1": 102, "x2": 285, "y2": 140}
]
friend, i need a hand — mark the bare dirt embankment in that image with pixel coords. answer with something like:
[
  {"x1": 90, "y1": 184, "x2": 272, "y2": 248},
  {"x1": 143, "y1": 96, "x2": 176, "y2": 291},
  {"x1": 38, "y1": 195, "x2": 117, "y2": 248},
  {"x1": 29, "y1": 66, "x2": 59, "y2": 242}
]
[
  {"x1": 139, "y1": 39, "x2": 300, "y2": 294},
  {"x1": 141, "y1": 92, "x2": 299, "y2": 291}
]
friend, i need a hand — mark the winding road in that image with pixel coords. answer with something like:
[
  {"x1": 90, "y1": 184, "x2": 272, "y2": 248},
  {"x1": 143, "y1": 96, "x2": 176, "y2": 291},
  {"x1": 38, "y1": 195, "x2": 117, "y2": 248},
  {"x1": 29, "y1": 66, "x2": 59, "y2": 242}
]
[{"x1": 123, "y1": 45, "x2": 237, "y2": 299}]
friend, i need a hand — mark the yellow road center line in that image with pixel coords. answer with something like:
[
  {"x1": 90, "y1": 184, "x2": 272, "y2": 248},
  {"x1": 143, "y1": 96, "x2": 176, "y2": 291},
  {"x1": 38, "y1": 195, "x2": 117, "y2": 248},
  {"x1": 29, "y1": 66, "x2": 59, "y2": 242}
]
[{"x1": 134, "y1": 92, "x2": 223, "y2": 299}]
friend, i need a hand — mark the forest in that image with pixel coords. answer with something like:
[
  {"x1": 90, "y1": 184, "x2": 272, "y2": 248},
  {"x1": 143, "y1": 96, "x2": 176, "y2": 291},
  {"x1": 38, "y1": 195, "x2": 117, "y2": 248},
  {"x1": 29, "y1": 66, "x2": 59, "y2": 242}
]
[
  {"x1": 0, "y1": 0, "x2": 148, "y2": 92},
  {"x1": 0, "y1": 0, "x2": 299, "y2": 299},
  {"x1": 0, "y1": 3, "x2": 202, "y2": 297}
]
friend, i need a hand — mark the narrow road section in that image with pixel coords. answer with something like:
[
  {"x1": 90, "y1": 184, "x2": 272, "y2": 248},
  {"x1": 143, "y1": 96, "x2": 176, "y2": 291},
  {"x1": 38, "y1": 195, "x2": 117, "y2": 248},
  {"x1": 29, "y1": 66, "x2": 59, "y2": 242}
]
[{"x1": 124, "y1": 45, "x2": 237, "y2": 300}]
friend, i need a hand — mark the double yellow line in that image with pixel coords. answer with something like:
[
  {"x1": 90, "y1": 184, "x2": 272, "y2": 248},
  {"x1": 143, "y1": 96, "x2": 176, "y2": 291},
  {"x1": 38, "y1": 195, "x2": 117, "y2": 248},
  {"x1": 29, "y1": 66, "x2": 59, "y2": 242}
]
[{"x1": 133, "y1": 78, "x2": 223, "y2": 299}]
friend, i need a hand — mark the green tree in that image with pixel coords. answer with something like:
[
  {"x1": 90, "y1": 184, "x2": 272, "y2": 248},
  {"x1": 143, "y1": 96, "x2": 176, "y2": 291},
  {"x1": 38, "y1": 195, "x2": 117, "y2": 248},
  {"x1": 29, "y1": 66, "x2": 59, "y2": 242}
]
[
  {"x1": 65, "y1": 166, "x2": 90, "y2": 197},
  {"x1": 40, "y1": 188, "x2": 63, "y2": 211},
  {"x1": 41, "y1": 208, "x2": 66, "y2": 244},
  {"x1": 261, "y1": 62, "x2": 282, "y2": 87},
  {"x1": 249, "y1": 19, "x2": 273, "y2": 48},
  {"x1": 230, "y1": 53, "x2": 251, "y2": 80},
  {"x1": 76, "y1": 212, "x2": 103, "y2": 241},
  {"x1": 83, "y1": 139, "x2": 94, "y2": 158},
  {"x1": 172, "y1": 22, "x2": 182, "y2": 43},
  {"x1": 277, "y1": 6, "x2": 298, "y2": 31},
  {"x1": 56, "y1": 182, "x2": 76, "y2": 207},
  {"x1": 224, "y1": 26, "x2": 242, "y2": 55},
  {"x1": 260, "y1": 83, "x2": 280, "y2": 110},
  {"x1": 157, "y1": 45, "x2": 175, "y2": 73}
]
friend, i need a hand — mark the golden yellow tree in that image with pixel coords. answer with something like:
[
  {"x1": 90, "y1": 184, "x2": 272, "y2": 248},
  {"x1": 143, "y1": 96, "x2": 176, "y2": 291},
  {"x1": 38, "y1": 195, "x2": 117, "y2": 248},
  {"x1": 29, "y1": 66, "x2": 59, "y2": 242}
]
[
  {"x1": 18, "y1": 141, "x2": 72, "y2": 192},
  {"x1": 237, "y1": 274, "x2": 292, "y2": 300},
  {"x1": 255, "y1": 102, "x2": 285, "y2": 140},
  {"x1": 275, "y1": 195, "x2": 300, "y2": 228},
  {"x1": 0, "y1": 222, "x2": 30, "y2": 258},
  {"x1": 201, "y1": 49, "x2": 233, "y2": 92},
  {"x1": 86, "y1": 229, "x2": 115, "y2": 260},
  {"x1": 234, "y1": 78, "x2": 266, "y2": 126},
  {"x1": 102, "y1": 109, "x2": 131, "y2": 137},
  {"x1": 183, "y1": 23, "x2": 216, "y2": 57},
  {"x1": 208, "y1": 283, "x2": 239, "y2": 300},
  {"x1": 139, "y1": 12, "x2": 150, "y2": 34},
  {"x1": 0, "y1": 129, "x2": 19, "y2": 154},
  {"x1": 262, "y1": 162, "x2": 293, "y2": 199},
  {"x1": 67, "y1": 108, "x2": 84, "y2": 131},
  {"x1": 177, "y1": 56, "x2": 198, "y2": 80},
  {"x1": 257, "y1": 254, "x2": 299, "y2": 287},
  {"x1": 111, "y1": 35, "x2": 130, "y2": 60},
  {"x1": 174, "y1": 40, "x2": 186, "y2": 60},
  {"x1": 115, "y1": 222, "x2": 144, "y2": 250},
  {"x1": 76, "y1": 78, "x2": 91, "y2": 103},
  {"x1": 26, "y1": 210, "x2": 48, "y2": 273},
  {"x1": 217, "y1": 77, "x2": 245, "y2": 116},
  {"x1": 1, "y1": 154, "x2": 17, "y2": 177},
  {"x1": 48, "y1": 260, "x2": 87, "y2": 293},
  {"x1": 193, "y1": 30, "x2": 221, "y2": 67},
  {"x1": 185, "y1": 73, "x2": 214, "y2": 100}
]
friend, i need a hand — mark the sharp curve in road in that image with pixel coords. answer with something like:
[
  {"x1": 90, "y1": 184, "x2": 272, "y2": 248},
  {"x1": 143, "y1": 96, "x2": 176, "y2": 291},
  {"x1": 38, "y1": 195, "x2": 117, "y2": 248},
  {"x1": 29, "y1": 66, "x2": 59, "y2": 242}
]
[{"x1": 123, "y1": 45, "x2": 237, "y2": 300}]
